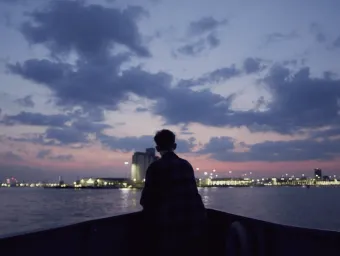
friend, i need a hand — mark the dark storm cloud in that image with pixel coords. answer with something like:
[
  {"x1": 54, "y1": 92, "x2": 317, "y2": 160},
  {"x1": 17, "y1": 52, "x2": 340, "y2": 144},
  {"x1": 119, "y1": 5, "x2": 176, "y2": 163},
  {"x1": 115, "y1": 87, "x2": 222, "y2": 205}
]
[
  {"x1": 265, "y1": 31, "x2": 298, "y2": 44},
  {"x1": 36, "y1": 149, "x2": 73, "y2": 161},
  {"x1": 188, "y1": 16, "x2": 227, "y2": 36},
  {"x1": 99, "y1": 134, "x2": 195, "y2": 153},
  {"x1": 15, "y1": 95, "x2": 35, "y2": 108},
  {"x1": 201, "y1": 136, "x2": 340, "y2": 162},
  {"x1": 1, "y1": 111, "x2": 70, "y2": 127},
  {"x1": 176, "y1": 33, "x2": 220, "y2": 56},
  {"x1": 20, "y1": 0, "x2": 150, "y2": 57}
]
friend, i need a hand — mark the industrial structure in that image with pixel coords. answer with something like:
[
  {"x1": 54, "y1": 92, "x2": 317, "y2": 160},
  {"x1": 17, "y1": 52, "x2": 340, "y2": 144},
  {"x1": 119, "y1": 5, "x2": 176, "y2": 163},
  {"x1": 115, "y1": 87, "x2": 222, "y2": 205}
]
[{"x1": 131, "y1": 148, "x2": 159, "y2": 182}]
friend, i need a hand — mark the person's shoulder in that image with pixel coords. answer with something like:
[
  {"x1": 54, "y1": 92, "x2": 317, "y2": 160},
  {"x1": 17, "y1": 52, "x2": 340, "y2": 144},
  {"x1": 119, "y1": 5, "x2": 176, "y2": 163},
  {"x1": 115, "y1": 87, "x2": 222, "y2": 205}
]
[
  {"x1": 177, "y1": 157, "x2": 193, "y2": 169},
  {"x1": 148, "y1": 159, "x2": 160, "y2": 169}
]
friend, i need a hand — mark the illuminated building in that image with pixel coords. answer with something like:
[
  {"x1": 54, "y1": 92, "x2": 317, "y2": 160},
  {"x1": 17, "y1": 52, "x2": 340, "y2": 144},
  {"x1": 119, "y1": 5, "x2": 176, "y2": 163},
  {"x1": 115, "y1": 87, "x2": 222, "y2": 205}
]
[
  {"x1": 79, "y1": 178, "x2": 129, "y2": 187},
  {"x1": 131, "y1": 148, "x2": 159, "y2": 182},
  {"x1": 314, "y1": 168, "x2": 322, "y2": 179}
]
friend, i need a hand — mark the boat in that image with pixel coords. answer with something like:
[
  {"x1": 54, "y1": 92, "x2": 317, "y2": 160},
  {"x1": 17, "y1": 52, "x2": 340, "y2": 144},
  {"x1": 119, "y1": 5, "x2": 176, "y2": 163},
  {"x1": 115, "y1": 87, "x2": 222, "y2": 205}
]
[{"x1": 0, "y1": 209, "x2": 339, "y2": 255}]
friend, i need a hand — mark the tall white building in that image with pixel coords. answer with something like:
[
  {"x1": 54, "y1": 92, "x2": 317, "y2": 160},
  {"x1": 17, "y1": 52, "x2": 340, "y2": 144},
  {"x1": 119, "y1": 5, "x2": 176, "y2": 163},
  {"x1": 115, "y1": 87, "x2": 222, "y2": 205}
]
[{"x1": 131, "y1": 148, "x2": 158, "y2": 181}]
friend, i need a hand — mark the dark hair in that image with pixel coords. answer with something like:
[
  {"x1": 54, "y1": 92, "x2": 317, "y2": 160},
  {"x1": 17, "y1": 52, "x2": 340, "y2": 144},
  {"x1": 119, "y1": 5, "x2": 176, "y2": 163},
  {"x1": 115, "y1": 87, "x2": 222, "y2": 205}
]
[{"x1": 154, "y1": 129, "x2": 176, "y2": 151}]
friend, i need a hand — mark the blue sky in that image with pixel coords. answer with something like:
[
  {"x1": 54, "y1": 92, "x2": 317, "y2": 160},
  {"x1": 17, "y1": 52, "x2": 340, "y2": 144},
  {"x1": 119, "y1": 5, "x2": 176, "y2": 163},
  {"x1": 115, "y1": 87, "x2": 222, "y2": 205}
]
[{"x1": 1, "y1": 0, "x2": 340, "y2": 181}]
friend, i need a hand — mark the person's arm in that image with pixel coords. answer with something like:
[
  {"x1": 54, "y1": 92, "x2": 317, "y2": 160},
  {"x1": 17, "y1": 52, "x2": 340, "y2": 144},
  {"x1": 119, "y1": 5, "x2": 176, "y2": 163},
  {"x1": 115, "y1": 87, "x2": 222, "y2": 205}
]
[{"x1": 140, "y1": 162, "x2": 159, "y2": 210}]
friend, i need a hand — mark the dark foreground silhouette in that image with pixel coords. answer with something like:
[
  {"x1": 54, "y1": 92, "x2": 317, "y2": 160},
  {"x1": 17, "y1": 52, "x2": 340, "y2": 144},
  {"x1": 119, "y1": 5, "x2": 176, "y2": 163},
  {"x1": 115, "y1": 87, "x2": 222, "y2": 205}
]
[{"x1": 140, "y1": 129, "x2": 206, "y2": 255}]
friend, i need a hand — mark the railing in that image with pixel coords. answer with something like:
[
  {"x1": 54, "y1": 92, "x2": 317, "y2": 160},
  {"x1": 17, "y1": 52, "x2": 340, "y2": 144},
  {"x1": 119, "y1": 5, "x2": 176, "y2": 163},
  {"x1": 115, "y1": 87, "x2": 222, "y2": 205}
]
[{"x1": 1, "y1": 209, "x2": 340, "y2": 256}]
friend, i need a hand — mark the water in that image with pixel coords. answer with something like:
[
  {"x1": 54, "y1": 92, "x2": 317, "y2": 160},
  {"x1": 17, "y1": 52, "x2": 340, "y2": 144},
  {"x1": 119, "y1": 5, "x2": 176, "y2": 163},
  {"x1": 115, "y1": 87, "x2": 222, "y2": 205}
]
[{"x1": 1, "y1": 187, "x2": 340, "y2": 237}]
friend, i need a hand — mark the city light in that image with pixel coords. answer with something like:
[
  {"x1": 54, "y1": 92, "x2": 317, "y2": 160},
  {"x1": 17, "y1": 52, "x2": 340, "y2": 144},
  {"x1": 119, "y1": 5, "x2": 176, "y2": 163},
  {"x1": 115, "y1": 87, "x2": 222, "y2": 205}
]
[
  {"x1": 196, "y1": 167, "x2": 200, "y2": 171},
  {"x1": 213, "y1": 169, "x2": 216, "y2": 172},
  {"x1": 124, "y1": 162, "x2": 129, "y2": 165},
  {"x1": 204, "y1": 172, "x2": 208, "y2": 175}
]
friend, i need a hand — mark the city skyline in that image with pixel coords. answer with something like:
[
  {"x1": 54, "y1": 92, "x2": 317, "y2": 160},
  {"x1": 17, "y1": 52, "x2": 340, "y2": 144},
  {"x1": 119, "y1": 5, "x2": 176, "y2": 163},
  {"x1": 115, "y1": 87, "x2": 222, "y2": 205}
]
[{"x1": 1, "y1": 0, "x2": 340, "y2": 180}]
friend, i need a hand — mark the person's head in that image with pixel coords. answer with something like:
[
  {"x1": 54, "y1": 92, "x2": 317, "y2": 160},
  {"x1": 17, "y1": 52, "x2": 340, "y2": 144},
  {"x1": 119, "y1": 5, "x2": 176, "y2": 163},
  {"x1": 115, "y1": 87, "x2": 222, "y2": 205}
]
[{"x1": 154, "y1": 129, "x2": 177, "y2": 153}]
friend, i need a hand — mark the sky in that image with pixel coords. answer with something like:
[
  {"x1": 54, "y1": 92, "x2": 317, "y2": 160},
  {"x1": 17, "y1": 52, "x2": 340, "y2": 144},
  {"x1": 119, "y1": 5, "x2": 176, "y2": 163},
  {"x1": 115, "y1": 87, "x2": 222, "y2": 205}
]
[{"x1": 1, "y1": 0, "x2": 340, "y2": 181}]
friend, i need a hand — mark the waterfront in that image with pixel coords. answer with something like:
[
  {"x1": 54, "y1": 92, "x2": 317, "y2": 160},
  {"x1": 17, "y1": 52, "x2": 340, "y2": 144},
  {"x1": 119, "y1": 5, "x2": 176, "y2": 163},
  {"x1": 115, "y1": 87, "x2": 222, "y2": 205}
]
[{"x1": 1, "y1": 187, "x2": 340, "y2": 237}]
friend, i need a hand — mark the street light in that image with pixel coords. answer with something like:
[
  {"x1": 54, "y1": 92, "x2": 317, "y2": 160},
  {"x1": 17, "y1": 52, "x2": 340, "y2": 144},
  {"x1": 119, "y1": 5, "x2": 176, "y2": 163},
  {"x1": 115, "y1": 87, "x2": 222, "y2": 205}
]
[
  {"x1": 124, "y1": 161, "x2": 129, "y2": 165},
  {"x1": 204, "y1": 172, "x2": 208, "y2": 175},
  {"x1": 213, "y1": 169, "x2": 216, "y2": 172},
  {"x1": 196, "y1": 167, "x2": 200, "y2": 171}
]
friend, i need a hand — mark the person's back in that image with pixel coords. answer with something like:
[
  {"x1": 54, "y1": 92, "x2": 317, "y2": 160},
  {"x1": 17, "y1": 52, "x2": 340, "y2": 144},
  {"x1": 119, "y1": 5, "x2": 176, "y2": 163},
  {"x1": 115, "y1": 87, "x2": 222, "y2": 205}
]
[{"x1": 140, "y1": 129, "x2": 206, "y2": 255}]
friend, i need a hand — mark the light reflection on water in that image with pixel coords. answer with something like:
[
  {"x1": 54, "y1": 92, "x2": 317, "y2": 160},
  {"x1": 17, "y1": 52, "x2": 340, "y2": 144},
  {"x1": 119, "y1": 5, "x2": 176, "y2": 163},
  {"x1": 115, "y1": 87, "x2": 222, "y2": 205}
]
[{"x1": 1, "y1": 187, "x2": 340, "y2": 236}]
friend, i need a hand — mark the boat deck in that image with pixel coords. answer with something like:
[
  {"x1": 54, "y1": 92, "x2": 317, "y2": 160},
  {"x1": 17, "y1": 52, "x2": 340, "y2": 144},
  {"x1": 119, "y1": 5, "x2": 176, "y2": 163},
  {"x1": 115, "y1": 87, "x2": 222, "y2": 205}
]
[{"x1": 1, "y1": 209, "x2": 340, "y2": 255}]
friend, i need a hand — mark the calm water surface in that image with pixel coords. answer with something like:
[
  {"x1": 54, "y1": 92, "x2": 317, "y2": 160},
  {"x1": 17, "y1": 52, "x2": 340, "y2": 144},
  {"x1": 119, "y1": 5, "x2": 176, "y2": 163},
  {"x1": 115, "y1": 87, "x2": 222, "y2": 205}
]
[{"x1": 1, "y1": 187, "x2": 340, "y2": 237}]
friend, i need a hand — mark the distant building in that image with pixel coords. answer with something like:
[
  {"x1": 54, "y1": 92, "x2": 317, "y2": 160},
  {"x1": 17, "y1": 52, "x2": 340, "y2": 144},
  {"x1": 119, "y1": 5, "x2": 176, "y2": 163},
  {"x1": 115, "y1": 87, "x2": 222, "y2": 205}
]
[
  {"x1": 145, "y1": 148, "x2": 156, "y2": 157},
  {"x1": 314, "y1": 168, "x2": 322, "y2": 179},
  {"x1": 79, "y1": 178, "x2": 129, "y2": 187},
  {"x1": 131, "y1": 148, "x2": 158, "y2": 182}
]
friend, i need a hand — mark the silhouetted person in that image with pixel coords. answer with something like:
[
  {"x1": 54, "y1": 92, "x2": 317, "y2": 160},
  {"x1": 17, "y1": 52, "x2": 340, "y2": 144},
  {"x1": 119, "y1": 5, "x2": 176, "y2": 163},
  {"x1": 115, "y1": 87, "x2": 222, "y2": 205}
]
[{"x1": 140, "y1": 129, "x2": 207, "y2": 256}]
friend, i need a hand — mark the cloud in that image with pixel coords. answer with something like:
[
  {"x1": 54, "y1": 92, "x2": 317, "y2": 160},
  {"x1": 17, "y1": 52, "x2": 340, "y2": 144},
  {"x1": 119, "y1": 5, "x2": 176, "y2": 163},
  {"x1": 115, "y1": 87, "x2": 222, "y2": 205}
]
[
  {"x1": 188, "y1": 16, "x2": 227, "y2": 36},
  {"x1": 1, "y1": 111, "x2": 70, "y2": 127},
  {"x1": 178, "y1": 58, "x2": 264, "y2": 88},
  {"x1": 135, "y1": 107, "x2": 149, "y2": 112},
  {"x1": 71, "y1": 119, "x2": 112, "y2": 133},
  {"x1": 201, "y1": 136, "x2": 340, "y2": 162},
  {"x1": 15, "y1": 95, "x2": 35, "y2": 108},
  {"x1": 176, "y1": 33, "x2": 220, "y2": 56},
  {"x1": 20, "y1": 0, "x2": 150, "y2": 57},
  {"x1": 179, "y1": 124, "x2": 194, "y2": 135},
  {"x1": 157, "y1": 64, "x2": 340, "y2": 134},
  {"x1": 45, "y1": 127, "x2": 90, "y2": 145},
  {"x1": 175, "y1": 33, "x2": 221, "y2": 56},
  {"x1": 199, "y1": 136, "x2": 234, "y2": 154},
  {"x1": 9, "y1": 8, "x2": 340, "y2": 137},
  {"x1": 178, "y1": 65, "x2": 240, "y2": 88},
  {"x1": 309, "y1": 127, "x2": 340, "y2": 139},
  {"x1": 99, "y1": 134, "x2": 195, "y2": 153},
  {"x1": 175, "y1": 16, "x2": 226, "y2": 57},
  {"x1": 243, "y1": 58, "x2": 265, "y2": 74},
  {"x1": 0, "y1": 151, "x2": 23, "y2": 162},
  {"x1": 50, "y1": 154, "x2": 73, "y2": 161},
  {"x1": 333, "y1": 36, "x2": 340, "y2": 49},
  {"x1": 265, "y1": 31, "x2": 298, "y2": 44},
  {"x1": 8, "y1": 54, "x2": 131, "y2": 109},
  {"x1": 310, "y1": 23, "x2": 327, "y2": 43},
  {"x1": 36, "y1": 149, "x2": 73, "y2": 161},
  {"x1": 36, "y1": 149, "x2": 51, "y2": 159},
  {"x1": 8, "y1": 59, "x2": 72, "y2": 85}
]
